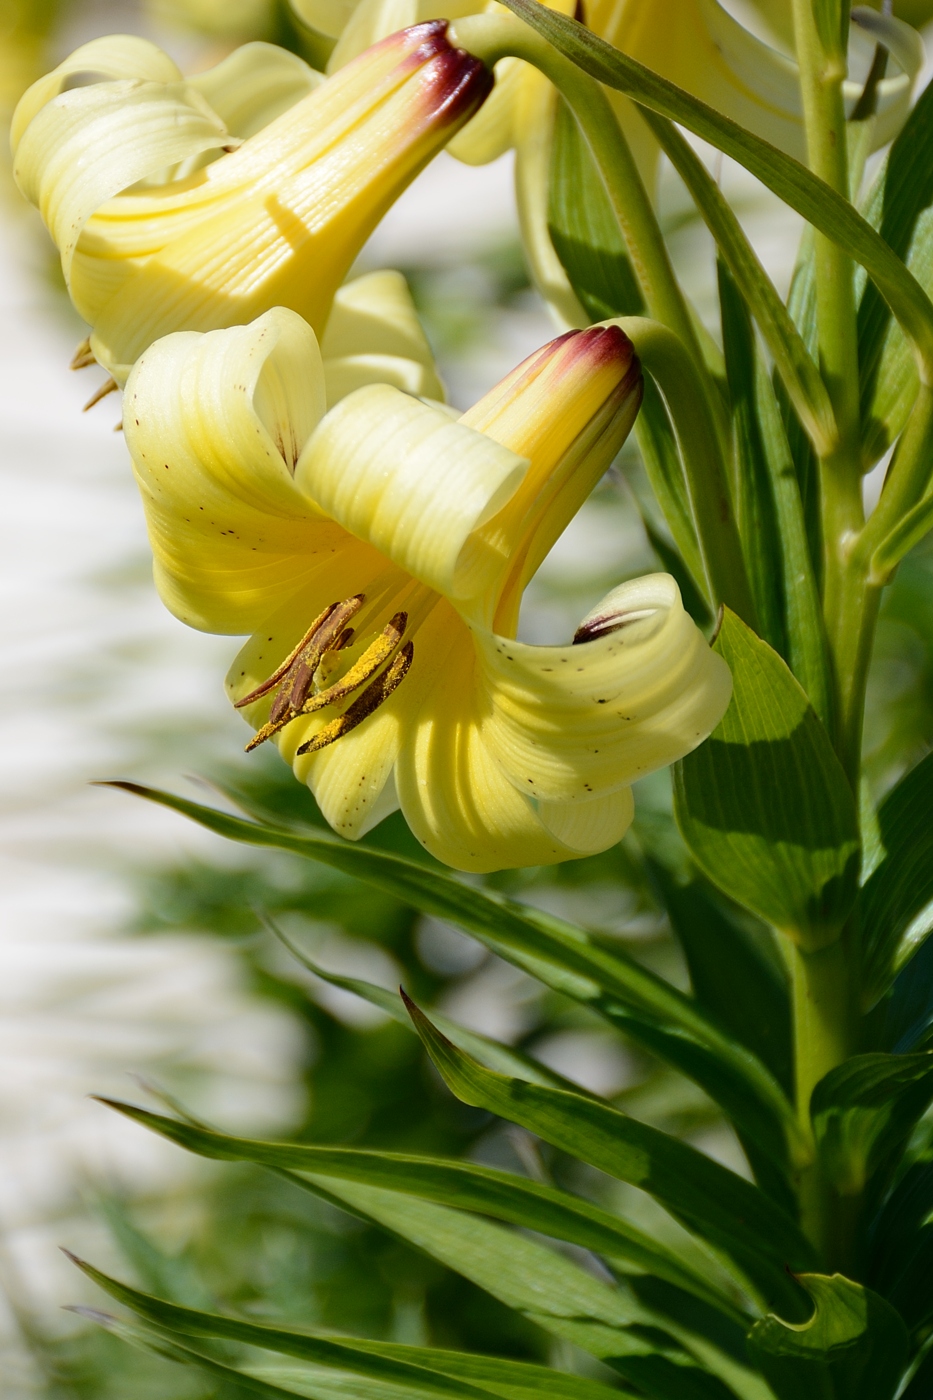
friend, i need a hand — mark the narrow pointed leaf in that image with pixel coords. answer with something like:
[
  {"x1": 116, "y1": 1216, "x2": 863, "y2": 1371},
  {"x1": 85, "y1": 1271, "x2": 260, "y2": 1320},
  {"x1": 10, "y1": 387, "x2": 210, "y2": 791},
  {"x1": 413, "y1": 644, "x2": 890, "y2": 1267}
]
[
  {"x1": 496, "y1": 0, "x2": 933, "y2": 377},
  {"x1": 649, "y1": 119, "x2": 833, "y2": 456},
  {"x1": 867, "y1": 1160, "x2": 933, "y2": 1336},
  {"x1": 810, "y1": 1052, "x2": 933, "y2": 1198},
  {"x1": 97, "y1": 1097, "x2": 748, "y2": 1324},
  {"x1": 548, "y1": 96, "x2": 644, "y2": 322},
  {"x1": 858, "y1": 750, "x2": 933, "y2": 1008},
  {"x1": 672, "y1": 612, "x2": 860, "y2": 948},
  {"x1": 747, "y1": 1273, "x2": 908, "y2": 1400},
  {"x1": 402, "y1": 999, "x2": 815, "y2": 1316},
  {"x1": 108, "y1": 783, "x2": 801, "y2": 1171}
]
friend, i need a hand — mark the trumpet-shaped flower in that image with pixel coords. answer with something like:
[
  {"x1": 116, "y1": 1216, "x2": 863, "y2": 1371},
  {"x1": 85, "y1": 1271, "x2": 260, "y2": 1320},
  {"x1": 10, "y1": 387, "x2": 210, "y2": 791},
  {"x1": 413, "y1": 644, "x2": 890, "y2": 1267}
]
[
  {"x1": 12, "y1": 25, "x2": 490, "y2": 383},
  {"x1": 123, "y1": 307, "x2": 731, "y2": 871}
]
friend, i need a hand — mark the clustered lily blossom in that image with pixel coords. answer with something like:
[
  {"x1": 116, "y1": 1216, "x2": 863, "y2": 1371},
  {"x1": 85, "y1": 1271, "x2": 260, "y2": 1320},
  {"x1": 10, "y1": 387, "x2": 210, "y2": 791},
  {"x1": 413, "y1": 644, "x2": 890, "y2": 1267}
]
[
  {"x1": 123, "y1": 311, "x2": 731, "y2": 870},
  {"x1": 12, "y1": 14, "x2": 739, "y2": 870}
]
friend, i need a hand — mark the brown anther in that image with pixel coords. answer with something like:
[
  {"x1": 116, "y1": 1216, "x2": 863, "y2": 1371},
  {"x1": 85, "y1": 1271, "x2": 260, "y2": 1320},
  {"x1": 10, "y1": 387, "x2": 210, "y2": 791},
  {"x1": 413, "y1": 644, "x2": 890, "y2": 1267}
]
[
  {"x1": 296, "y1": 641, "x2": 414, "y2": 757},
  {"x1": 572, "y1": 608, "x2": 656, "y2": 644},
  {"x1": 71, "y1": 338, "x2": 95, "y2": 371},
  {"x1": 240, "y1": 595, "x2": 366, "y2": 752},
  {"x1": 82, "y1": 377, "x2": 119, "y2": 412},
  {"x1": 298, "y1": 612, "x2": 408, "y2": 718}
]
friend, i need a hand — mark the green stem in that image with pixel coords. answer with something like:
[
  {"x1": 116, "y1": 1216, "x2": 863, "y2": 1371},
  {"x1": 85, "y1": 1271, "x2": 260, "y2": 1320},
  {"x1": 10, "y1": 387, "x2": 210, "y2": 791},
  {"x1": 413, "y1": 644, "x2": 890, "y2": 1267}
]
[
  {"x1": 449, "y1": 16, "x2": 709, "y2": 380},
  {"x1": 789, "y1": 937, "x2": 852, "y2": 1264},
  {"x1": 790, "y1": 0, "x2": 869, "y2": 774}
]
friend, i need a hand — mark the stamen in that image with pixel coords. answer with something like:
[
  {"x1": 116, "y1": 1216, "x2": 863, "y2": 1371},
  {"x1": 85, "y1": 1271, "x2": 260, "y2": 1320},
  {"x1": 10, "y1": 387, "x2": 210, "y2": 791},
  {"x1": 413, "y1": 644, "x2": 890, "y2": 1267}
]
[
  {"x1": 82, "y1": 377, "x2": 119, "y2": 412},
  {"x1": 235, "y1": 597, "x2": 361, "y2": 707},
  {"x1": 241, "y1": 595, "x2": 368, "y2": 752},
  {"x1": 573, "y1": 608, "x2": 657, "y2": 644},
  {"x1": 298, "y1": 612, "x2": 407, "y2": 717},
  {"x1": 71, "y1": 338, "x2": 95, "y2": 371},
  {"x1": 296, "y1": 642, "x2": 414, "y2": 757}
]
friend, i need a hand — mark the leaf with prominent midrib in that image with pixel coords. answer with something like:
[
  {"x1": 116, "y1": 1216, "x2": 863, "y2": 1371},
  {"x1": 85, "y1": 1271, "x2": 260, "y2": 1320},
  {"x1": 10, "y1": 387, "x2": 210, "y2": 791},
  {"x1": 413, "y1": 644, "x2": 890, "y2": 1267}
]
[
  {"x1": 747, "y1": 1273, "x2": 908, "y2": 1400},
  {"x1": 858, "y1": 750, "x2": 933, "y2": 1008},
  {"x1": 810, "y1": 1052, "x2": 933, "y2": 1198},
  {"x1": 107, "y1": 782, "x2": 802, "y2": 1176},
  {"x1": 548, "y1": 95, "x2": 644, "y2": 322},
  {"x1": 672, "y1": 611, "x2": 859, "y2": 947},
  {"x1": 496, "y1": 0, "x2": 933, "y2": 375},
  {"x1": 402, "y1": 997, "x2": 814, "y2": 1318},
  {"x1": 98, "y1": 1096, "x2": 748, "y2": 1323}
]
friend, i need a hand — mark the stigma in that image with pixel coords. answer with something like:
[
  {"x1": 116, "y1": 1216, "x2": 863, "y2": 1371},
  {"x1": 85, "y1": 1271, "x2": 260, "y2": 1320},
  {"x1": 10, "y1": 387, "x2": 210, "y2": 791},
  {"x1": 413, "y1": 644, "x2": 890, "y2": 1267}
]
[{"x1": 235, "y1": 595, "x2": 413, "y2": 755}]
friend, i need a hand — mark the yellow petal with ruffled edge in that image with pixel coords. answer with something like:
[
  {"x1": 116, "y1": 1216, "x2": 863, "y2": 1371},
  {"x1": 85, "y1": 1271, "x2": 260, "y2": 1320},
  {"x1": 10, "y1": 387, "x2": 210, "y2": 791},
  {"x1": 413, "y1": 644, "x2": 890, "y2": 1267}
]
[
  {"x1": 189, "y1": 42, "x2": 323, "y2": 140},
  {"x1": 394, "y1": 613, "x2": 636, "y2": 871},
  {"x1": 124, "y1": 308, "x2": 342, "y2": 633},
  {"x1": 10, "y1": 34, "x2": 182, "y2": 151},
  {"x1": 297, "y1": 383, "x2": 529, "y2": 601},
  {"x1": 320, "y1": 269, "x2": 445, "y2": 405},
  {"x1": 13, "y1": 80, "x2": 229, "y2": 317},
  {"x1": 475, "y1": 574, "x2": 732, "y2": 804}
]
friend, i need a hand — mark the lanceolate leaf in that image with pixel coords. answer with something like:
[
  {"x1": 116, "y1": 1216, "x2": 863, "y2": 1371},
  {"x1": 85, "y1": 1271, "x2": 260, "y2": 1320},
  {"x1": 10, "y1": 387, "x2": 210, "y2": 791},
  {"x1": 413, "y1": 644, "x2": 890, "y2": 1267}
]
[
  {"x1": 402, "y1": 999, "x2": 815, "y2": 1317},
  {"x1": 867, "y1": 1159, "x2": 933, "y2": 1336},
  {"x1": 496, "y1": 0, "x2": 933, "y2": 377},
  {"x1": 672, "y1": 612, "x2": 860, "y2": 948},
  {"x1": 859, "y1": 75, "x2": 933, "y2": 465},
  {"x1": 810, "y1": 1052, "x2": 933, "y2": 1198},
  {"x1": 269, "y1": 923, "x2": 593, "y2": 1097},
  {"x1": 98, "y1": 1098, "x2": 749, "y2": 1324},
  {"x1": 72, "y1": 1258, "x2": 635, "y2": 1400},
  {"x1": 647, "y1": 118, "x2": 834, "y2": 458},
  {"x1": 633, "y1": 378, "x2": 711, "y2": 608},
  {"x1": 548, "y1": 96, "x2": 644, "y2": 322},
  {"x1": 648, "y1": 862, "x2": 791, "y2": 1094},
  {"x1": 747, "y1": 1273, "x2": 908, "y2": 1400},
  {"x1": 68, "y1": 1254, "x2": 745, "y2": 1400},
  {"x1": 108, "y1": 784, "x2": 802, "y2": 1173},
  {"x1": 858, "y1": 750, "x2": 933, "y2": 1008}
]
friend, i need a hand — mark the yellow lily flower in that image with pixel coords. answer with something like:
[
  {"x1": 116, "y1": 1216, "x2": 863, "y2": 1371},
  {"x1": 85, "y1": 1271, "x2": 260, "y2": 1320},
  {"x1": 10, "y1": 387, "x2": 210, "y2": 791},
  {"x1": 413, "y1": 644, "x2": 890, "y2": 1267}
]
[
  {"x1": 11, "y1": 25, "x2": 491, "y2": 384},
  {"x1": 123, "y1": 307, "x2": 731, "y2": 871}
]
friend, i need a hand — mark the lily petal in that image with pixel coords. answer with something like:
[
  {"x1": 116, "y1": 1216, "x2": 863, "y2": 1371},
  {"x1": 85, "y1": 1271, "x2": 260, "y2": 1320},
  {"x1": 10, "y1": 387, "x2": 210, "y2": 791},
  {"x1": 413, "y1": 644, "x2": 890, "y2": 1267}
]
[
  {"x1": 320, "y1": 269, "x2": 445, "y2": 403},
  {"x1": 395, "y1": 620, "x2": 635, "y2": 870},
  {"x1": 297, "y1": 384, "x2": 529, "y2": 601},
  {"x1": 13, "y1": 80, "x2": 229, "y2": 316},
  {"x1": 10, "y1": 34, "x2": 182, "y2": 152},
  {"x1": 189, "y1": 41, "x2": 323, "y2": 140},
  {"x1": 124, "y1": 308, "x2": 337, "y2": 632},
  {"x1": 476, "y1": 574, "x2": 732, "y2": 803}
]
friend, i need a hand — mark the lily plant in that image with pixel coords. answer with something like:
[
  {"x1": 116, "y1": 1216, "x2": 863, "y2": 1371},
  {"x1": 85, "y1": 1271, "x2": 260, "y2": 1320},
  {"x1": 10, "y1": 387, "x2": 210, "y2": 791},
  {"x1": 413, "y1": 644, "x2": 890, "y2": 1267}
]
[{"x1": 13, "y1": 0, "x2": 933, "y2": 1396}]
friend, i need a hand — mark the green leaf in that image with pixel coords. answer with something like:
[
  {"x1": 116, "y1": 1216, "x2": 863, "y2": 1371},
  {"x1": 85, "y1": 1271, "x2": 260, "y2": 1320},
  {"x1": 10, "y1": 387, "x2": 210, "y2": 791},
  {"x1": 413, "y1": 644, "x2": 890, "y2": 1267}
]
[
  {"x1": 810, "y1": 1052, "x2": 933, "y2": 1198},
  {"x1": 97, "y1": 1098, "x2": 749, "y2": 1325},
  {"x1": 672, "y1": 611, "x2": 860, "y2": 948},
  {"x1": 72, "y1": 1254, "x2": 750, "y2": 1400},
  {"x1": 646, "y1": 119, "x2": 834, "y2": 457},
  {"x1": 495, "y1": 0, "x2": 933, "y2": 378},
  {"x1": 647, "y1": 862, "x2": 791, "y2": 1095},
  {"x1": 718, "y1": 261, "x2": 788, "y2": 658},
  {"x1": 752, "y1": 354, "x2": 833, "y2": 730},
  {"x1": 108, "y1": 783, "x2": 802, "y2": 1175},
  {"x1": 548, "y1": 96, "x2": 644, "y2": 322},
  {"x1": 402, "y1": 998, "x2": 815, "y2": 1317},
  {"x1": 268, "y1": 921, "x2": 592, "y2": 1097},
  {"x1": 633, "y1": 378, "x2": 710, "y2": 609},
  {"x1": 74, "y1": 1257, "x2": 636, "y2": 1400},
  {"x1": 876, "y1": 936, "x2": 933, "y2": 1053},
  {"x1": 859, "y1": 76, "x2": 933, "y2": 467},
  {"x1": 867, "y1": 1159, "x2": 933, "y2": 1337},
  {"x1": 858, "y1": 751, "x2": 933, "y2": 1007},
  {"x1": 747, "y1": 1273, "x2": 908, "y2": 1400}
]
